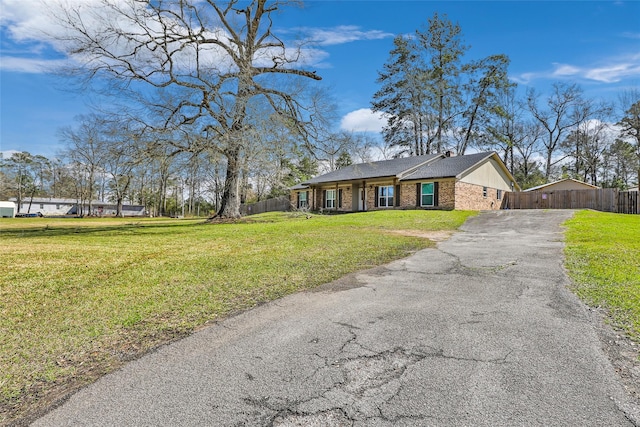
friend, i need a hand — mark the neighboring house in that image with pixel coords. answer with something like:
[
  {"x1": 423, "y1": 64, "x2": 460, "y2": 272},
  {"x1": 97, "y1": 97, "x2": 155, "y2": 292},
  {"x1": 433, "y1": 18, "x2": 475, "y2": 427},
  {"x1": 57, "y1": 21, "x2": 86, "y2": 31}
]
[
  {"x1": 0, "y1": 201, "x2": 16, "y2": 218},
  {"x1": 523, "y1": 178, "x2": 599, "y2": 192},
  {"x1": 9, "y1": 197, "x2": 146, "y2": 217},
  {"x1": 291, "y1": 151, "x2": 519, "y2": 212}
]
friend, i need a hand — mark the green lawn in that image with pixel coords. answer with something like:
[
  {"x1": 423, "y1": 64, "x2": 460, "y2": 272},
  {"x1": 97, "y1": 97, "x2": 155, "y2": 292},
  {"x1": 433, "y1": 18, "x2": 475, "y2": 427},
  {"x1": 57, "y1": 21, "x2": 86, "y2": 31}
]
[
  {"x1": 0, "y1": 210, "x2": 474, "y2": 423},
  {"x1": 564, "y1": 210, "x2": 640, "y2": 342}
]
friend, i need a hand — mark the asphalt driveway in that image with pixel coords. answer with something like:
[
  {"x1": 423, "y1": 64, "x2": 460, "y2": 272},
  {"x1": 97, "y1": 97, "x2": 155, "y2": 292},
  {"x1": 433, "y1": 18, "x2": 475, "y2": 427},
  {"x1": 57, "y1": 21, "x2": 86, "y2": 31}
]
[{"x1": 34, "y1": 210, "x2": 639, "y2": 426}]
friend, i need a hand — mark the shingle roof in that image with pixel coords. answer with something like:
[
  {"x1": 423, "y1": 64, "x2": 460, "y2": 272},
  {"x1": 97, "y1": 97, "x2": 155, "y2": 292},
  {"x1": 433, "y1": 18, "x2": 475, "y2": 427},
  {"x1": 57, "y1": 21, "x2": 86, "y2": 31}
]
[
  {"x1": 522, "y1": 178, "x2": 599, "y2": 192},
  {"x1": 402, "y1": 152, "x2": 495, "y2": 180},
  {"x1": 289, "y1": 183, "x2": 309, "y2": 190},
  {"x1": 304, "y1": 153, "x2": 441, "y2": 184}
]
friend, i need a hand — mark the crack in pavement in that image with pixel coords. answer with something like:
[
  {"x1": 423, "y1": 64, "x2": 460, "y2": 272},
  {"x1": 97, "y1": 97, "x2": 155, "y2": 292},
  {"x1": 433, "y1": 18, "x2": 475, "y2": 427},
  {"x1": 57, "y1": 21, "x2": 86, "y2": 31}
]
[{"x1": 241, "y1": 318, "x2": 515, "y2": 426}]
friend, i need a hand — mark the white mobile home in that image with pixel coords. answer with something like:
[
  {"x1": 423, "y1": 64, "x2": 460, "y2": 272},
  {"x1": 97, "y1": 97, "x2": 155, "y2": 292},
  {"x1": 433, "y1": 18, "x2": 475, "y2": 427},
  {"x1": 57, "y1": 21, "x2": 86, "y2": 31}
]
[
  {"x1": 0, "y1": 201, "x2": 16, "y2": 218},
  {"x1": 10, "y1": 197, "x2": 146, "y2": 217}
]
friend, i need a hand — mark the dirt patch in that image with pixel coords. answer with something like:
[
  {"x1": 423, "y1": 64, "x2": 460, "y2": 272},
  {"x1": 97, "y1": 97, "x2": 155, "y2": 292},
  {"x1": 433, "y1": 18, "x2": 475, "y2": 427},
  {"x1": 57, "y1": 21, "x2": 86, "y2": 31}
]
[{"x1": 385, "y1": 229, "x2": 454, "y2": 242}]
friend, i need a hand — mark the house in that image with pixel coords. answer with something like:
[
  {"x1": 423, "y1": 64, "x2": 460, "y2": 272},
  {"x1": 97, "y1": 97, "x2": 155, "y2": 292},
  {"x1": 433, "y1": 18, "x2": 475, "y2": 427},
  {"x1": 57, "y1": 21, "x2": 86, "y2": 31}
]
[
  {"x1": 0, "y1": 201, "x2": 16, "y2": 218},
  {"x1": 291, "y1": 151, "x2": 519, "y2": 212},
  {"x1": 9, "y1": 197, "x2": 146, "y2": 217},
  {"x1": 522, "y1": 178, "x2": 599, "y2": 192}
]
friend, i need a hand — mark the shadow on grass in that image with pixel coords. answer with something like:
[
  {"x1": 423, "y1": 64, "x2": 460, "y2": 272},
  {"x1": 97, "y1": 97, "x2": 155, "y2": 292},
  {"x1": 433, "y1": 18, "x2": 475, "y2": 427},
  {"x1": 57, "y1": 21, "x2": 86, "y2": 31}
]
[
  {"x1": 0, "y1": 219, "x2": 210, "y2": 239},
  {"x1": 0, "y1": 212, "x2": 311, "y2": 239}
]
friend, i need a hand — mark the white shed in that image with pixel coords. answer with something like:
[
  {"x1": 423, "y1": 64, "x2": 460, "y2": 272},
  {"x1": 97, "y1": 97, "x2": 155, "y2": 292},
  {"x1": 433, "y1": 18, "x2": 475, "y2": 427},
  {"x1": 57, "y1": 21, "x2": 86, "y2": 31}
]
[{"x1": 0, "y1": 201, "x2": 16, "y2": 218}]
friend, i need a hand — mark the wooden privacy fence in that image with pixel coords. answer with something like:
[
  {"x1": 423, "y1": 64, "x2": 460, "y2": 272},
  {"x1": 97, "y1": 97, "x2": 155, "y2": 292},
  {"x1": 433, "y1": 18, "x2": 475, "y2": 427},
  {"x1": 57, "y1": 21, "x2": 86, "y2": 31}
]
[
  {"x1": 502, "y1": 189, "x2": 639, "y2": 214},
  {"x1": 618, "y1": 191, "x2": 639, "y2": 214},
  {"x1": 240, "y1": 196, "x2": 291, "y2": 216}
]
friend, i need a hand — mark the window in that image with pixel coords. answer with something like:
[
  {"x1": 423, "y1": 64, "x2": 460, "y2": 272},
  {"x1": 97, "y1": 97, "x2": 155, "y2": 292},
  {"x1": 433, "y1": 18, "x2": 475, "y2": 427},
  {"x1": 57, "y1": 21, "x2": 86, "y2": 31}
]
[
  {"x1": 325, "y1": 189, "x2": 336, "y2": 209},
  {"x1": 298, "y1": 191, "x2": 308, "y2": 208},
  {"x1": 482, "y1": 186, "x2": 488, "y2": 198},
  {"x1": 40, "y1": 203, "x2": 44, "y2": 209},
  {"x1": 497, "y1": 189, "x2": 502, "y2": 200},
  {"x1": 421, "y1": 183, "x2": 434, "y2": 207},
  {"x1": 378, "y1": 186, "x2": 394, "y2": 207}
]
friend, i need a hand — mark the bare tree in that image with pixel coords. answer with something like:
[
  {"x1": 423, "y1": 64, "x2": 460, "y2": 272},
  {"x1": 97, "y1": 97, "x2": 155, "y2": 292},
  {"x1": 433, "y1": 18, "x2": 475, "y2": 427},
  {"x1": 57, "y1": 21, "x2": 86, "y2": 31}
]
[
  {"x1": 50, "y1": 0, "x2": 321, "y2": 218},
  {"x1": 58, "y1": 114, "x2": 110, "y2": 215},
  {"x1": 312, "y1": 131, "x2": 361, "y2": 173},
  {"x1": 526, "y1": 83, "x2": 588, "y2": 180},
  {"x1": 482, "y1": 85, "x2": 524, "y2": 173},
  {"x1": 2, "y1": 152, "x2": 38, "y2": 212},
  {"x1": 100, "y1": 119, "x2": 143, "y2": 217},
  {"x1": 558, "y1": 98, "x2": 612, "y2": 184}
]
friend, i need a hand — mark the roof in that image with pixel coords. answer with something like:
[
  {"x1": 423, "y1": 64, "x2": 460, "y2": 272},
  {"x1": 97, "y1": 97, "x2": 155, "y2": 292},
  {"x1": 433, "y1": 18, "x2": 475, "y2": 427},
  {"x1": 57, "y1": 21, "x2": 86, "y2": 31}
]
[
  {"x1": 403, "y1": 152, "x2": 495, "y2": 180},
  {"x1": 289, "y1": 183, "x2": 309, "y2": 191},
  {"x1": 304, "y1": 153, "x2": 441, "y2": 185},
  {"x1": 523, "y1": 178, "x2": 599, "y2": 192},
  {"x1": 9, "y1": 197, "x2": 144, "y2": 208},
  {"x1": 0, "y1": 201, "x2": 16, "y2": 208},
  {"x1": 303, "y1": 151, "x2": 518, "y2": 189},
  {"x1": 10, "y1": 197, "x2": 80, "y2": 204}
]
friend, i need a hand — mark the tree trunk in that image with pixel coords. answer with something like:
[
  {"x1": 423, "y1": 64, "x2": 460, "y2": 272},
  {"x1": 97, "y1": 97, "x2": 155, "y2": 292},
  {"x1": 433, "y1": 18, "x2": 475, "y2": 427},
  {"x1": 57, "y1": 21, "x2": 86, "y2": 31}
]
[
  {"x1": 215, "y1": 146, "x2": 242, "y2": 219},
  {"x1": 545, "y1": 150, "x2": 553, "y2": 181}
]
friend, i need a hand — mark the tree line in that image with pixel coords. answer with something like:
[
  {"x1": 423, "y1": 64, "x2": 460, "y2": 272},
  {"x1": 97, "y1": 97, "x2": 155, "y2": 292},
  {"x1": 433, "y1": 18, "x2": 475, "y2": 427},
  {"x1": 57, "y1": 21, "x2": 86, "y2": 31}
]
[
  {"x1": 0, "y1": 113, "x2": 322, "y2": 216},
  {"x1": 372, "y1": 13, "x2": 639, "y2": 190},
  {"x1": 1, "y1": 2, "x2": 638, "y2": 217}
]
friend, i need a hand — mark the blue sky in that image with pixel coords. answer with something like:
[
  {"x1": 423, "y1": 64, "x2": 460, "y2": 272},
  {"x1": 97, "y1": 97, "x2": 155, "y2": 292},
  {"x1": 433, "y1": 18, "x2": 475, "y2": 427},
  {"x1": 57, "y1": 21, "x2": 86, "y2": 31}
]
[{"x1": 1, "y1": 0, "x2": 639, "y2": 158}]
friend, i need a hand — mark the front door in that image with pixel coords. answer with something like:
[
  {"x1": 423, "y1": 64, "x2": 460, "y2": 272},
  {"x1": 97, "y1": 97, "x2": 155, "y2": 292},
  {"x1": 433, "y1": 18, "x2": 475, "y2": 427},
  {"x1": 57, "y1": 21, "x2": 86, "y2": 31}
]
[{"x1": 359, "y1": 188, "x2": 365, "y2": 211}]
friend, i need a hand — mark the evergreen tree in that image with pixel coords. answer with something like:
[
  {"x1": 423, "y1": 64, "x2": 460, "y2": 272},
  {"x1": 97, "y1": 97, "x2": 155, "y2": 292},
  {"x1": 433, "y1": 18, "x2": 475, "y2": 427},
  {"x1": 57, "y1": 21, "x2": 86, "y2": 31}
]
[{"x1": 617, "y1": 99, "x2": 640, "y2": 186}]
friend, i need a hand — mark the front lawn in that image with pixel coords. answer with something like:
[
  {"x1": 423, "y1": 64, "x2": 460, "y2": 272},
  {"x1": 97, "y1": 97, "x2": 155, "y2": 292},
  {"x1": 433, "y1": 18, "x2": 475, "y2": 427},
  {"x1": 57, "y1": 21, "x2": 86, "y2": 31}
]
[
  {"x1": 0, "y1": 210, "x2": 474, "y2": 424},
  {"x1": 564, "y1": 210, "x2": 640, "y2": 342}
]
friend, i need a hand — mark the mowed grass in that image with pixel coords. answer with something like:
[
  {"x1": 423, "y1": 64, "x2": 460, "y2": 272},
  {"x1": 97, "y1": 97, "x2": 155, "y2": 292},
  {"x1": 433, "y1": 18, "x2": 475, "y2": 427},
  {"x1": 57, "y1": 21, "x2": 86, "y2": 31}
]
[
  {"x1": 564, "y1": 210, "x2": 640, "y2": 342},
  {"x1": 0, "y1": 210, "x2": 475, "y2": 422}
]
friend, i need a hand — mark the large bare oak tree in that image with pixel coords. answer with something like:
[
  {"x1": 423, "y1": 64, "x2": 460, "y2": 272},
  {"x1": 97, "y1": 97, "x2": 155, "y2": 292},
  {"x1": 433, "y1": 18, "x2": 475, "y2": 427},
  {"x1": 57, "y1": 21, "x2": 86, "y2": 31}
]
[{"x1": 50, "y1": 0, "x2": 321, "y2": 218}]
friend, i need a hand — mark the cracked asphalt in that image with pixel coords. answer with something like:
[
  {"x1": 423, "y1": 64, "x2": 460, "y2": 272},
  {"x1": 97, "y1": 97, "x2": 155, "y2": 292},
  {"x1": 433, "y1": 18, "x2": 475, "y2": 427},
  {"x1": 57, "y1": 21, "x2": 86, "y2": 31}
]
[{"x1": 34, "y1": 210, "x2": 639, "y2": 426}]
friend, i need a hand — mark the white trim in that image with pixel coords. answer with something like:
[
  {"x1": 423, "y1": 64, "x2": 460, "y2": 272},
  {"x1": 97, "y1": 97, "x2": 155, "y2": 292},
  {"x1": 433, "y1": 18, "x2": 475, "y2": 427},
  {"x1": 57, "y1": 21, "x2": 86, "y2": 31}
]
[
  {"x1": 378, "y1": 185, "x2": 394, "y2": 207},
  {"x1": 420, "y1": 182, "x2": 435, "y2": 207}
]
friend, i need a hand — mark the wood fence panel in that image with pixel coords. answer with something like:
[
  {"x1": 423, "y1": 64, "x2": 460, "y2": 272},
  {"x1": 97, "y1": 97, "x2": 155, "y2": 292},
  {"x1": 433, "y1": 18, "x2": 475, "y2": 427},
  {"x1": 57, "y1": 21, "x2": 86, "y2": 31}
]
[
  {"x1": 240, "y1": 196, "x2": 291, "y2": 216},
  {"x1": 502, "y1": 189, "x2": 639, "y2": 214},
  {"x1": 618, "y1": 191, "x2": 639, "y2": 214}
]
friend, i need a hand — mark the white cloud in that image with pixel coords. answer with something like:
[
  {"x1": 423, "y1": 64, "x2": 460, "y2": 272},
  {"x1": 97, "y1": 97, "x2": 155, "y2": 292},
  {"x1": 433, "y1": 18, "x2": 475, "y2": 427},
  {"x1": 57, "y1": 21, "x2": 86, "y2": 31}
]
[
  {"x1": 621, "y1": 32, "x2": 640, "y2": 39},
  {"x1": 0, "y1": 56, "x2": 67, "y2": 73},
  {"x1": 516, "y1": 52, "x2": 640, "y2": 84},
  {"x1": 340, "y1": 108, "x2": 386, "y2": 133},
  {"x1": 552, "y1": 63, "x2": 581, "y2": 77},
  {"x1": 297, "y1": 25, "x2": 394, "y2": 46},
  {"x1": 584, "y1": 62, "x2": 640, "y2": 83},
  {"x1": 0, "y1": 1, "x2": 338, "y2": 74}
]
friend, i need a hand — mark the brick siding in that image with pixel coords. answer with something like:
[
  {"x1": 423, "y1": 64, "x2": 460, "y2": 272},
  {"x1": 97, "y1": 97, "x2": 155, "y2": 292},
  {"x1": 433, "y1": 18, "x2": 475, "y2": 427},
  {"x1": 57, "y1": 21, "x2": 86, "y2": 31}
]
[
  {"x1": 454, "y1": 181, "x2": 502, "y2": 210},
  {"x1": 292, "y1": 179, "x2": 504, "y2": 212},
  {"x1": 399, "y1": 179, "x2": 455, "y2": 210}
]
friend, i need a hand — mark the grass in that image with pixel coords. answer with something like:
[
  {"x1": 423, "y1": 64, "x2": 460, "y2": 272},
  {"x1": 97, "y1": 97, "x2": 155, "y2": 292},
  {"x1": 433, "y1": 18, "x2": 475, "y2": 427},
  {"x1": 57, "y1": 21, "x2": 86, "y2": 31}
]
[
  {"x1": 0, "y1": 210, "x2": 475, "y2": 423},
  {"x1": 564, "y1": 210, "x2": 640, "y2": 342}
]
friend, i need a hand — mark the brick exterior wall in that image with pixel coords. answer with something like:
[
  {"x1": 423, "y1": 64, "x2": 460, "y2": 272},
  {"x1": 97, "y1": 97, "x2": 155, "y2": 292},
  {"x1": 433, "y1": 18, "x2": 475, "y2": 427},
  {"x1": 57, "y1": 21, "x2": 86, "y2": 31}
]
[
  {"x1": 438, "y1": 180, "x2": 456, "y2": 209},
  {"x1": 399, "y1": 180, "x2": 455, "y2": 210},
  {"x1": 399, "y1": 183, "x2": 416, "y2": 207},
  {"x1": 309, "y1": 185, "x2": 354, "y2": 212},
  {"x1": 339, "y1": 186, "x2": 353, "y2": 212},
  {"x1": 293, "y1": 179, "x2": 504, "y2": 212},
  {"x1": 454, "y1": 181, "x2": 502, "y2": 210}
]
